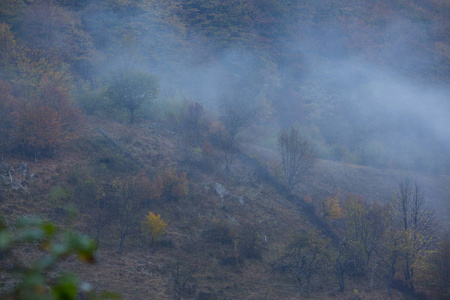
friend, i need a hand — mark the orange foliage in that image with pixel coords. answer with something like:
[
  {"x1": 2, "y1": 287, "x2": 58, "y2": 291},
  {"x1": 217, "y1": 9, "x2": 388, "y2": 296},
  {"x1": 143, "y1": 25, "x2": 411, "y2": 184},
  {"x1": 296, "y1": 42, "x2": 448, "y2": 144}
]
[
  {"x1": 150, "y1": 169, "x2": 189, "y2": 202},
  {"x1": 12, "y1": 78, "x2": 84, "y2": 160},
  {"x1": 208, "y1": 121, "x2": 225, "y2": 135},
  {"x1": 13, "y1": 101, "x2": 61, "y2": 156},
  {"x1": 37, "y1": 77, "x2": 84, "y2": 139}
]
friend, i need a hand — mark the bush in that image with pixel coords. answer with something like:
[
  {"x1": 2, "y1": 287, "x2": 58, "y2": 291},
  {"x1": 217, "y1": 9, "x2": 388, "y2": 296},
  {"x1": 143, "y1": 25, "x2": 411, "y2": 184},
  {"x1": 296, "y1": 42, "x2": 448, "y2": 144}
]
[
  {"x1": 141, "y1": 211, "x2": 168, "y2": 244},
  {"x1": 48, "y1": 186, "x2": 71, "y2": 204},
  {"x1": 150, "y1": 169, "x2": 189, "y2": 202},
  {"x1": 237, "y1": 226, "x2": 263, "y2": 260},
  {"x1": 12, "y1": 78, "x2": 84, "y2": 161},
  {"x1": 203, "y1": 220, "x2": 236, "y2": 245}
]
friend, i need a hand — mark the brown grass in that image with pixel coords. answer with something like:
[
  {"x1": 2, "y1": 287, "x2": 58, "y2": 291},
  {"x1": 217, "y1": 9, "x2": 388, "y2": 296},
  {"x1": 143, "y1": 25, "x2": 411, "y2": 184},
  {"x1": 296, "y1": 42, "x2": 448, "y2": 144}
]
[{"x1": 1, "y1": 117, "x2": 447, "y2": 299}]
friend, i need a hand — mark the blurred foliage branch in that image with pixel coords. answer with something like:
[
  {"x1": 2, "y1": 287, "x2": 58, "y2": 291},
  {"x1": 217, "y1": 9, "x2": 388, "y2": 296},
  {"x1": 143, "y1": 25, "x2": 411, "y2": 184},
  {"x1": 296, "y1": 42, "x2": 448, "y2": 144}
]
[{"x1": 0, "y1": 214, "x2": 120, "y2": 300}]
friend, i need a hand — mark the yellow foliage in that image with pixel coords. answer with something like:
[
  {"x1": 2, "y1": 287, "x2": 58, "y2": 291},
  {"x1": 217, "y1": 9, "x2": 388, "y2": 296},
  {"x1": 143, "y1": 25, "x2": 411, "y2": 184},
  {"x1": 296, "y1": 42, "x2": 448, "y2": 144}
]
[
  {"x1": 324, "y1": 192, "x2": 343, "y2": 219},
  {"x1": 141, "y1": 211, "x2": 168, "y2": 243}
]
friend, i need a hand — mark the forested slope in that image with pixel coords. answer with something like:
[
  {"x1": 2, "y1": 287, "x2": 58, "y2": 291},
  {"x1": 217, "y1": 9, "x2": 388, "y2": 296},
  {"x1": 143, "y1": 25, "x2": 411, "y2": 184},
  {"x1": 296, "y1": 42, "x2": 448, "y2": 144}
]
[{"x1": 0, "y1": 0, "x2": 449, "y2": 299}]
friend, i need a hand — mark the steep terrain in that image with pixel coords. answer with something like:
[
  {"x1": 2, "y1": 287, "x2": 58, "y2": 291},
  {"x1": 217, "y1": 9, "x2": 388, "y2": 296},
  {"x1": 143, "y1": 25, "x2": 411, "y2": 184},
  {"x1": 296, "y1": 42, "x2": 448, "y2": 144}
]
[
  {"x1": 1, "y1": 117, "x2": 448, "y2": 299},
  {"x1": 1, "y1": 0, "x2": 449, "y2": 298}
]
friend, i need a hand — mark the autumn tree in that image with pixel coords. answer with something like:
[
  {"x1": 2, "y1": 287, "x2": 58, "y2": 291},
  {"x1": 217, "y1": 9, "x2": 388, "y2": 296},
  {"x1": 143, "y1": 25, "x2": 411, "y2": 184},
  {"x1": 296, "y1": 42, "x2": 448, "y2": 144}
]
[
  {"x1": 13, "y1": 78, "x2": 83, "y2": 161},
  {"x1": 391, "y1": 180, "x2": 436, "y2": 292},
  {"x1": 323, "y1": 192, "x2": 343, "y2": 219},
  {"x1": 150, "y1": 169, "x2": 189, "y2": 202},
  {"x1": 20, "y1": 0, "x2": 95, "y2": 74},
  {"x1": 327, "y1": 195, "x2": 388, "y2": 293},
  {"x1": 273, "y1": 230, "x2": 332, "y2": 297},
  {"x1": 71, "y1": 170, "x2": 114, "y2": 244},
  {"x1": 417, "y1": 230, "x2": 450, "y2": 298},
  {"x1": 141, "y1": 211, "x2": 168, "y2": 244},
  {"x1": 106, "y1": 70, "x2": 159, "y2": 124},
  {"x1": 334, "y1": 238, "x2": 361, "y2": 292},
  {"x1": 342, "y1": 195, "x2": 386, "y2": 269},
  {"x1": 376, "y1": 180, "x2": 437, "y2": 295},
  {"x1": 339, "y1": 195, "x2": 387, "y2": 289},
  {"x1": 103, "y1": 172, "x2": 150, "y2": 254},
  {"x1": 14, "y1": 100, "x2": 61, "y2": 161},
  {"x1": 278, "y1": 127, "x2": 316, "y2": 190},
  {"x1": 376, "y1": 208, "x2": 407, "y2": 296}
]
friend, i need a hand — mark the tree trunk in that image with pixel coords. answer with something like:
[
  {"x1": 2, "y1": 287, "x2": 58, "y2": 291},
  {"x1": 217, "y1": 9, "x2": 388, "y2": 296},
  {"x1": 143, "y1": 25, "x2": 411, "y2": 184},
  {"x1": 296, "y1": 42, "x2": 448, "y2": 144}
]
[
  {"x1": 130, "y1": 108, "x2": 135, "y2": 124},
  {"x1": 306, "y1": 274, "x2": 312, "y2": 296},
  {"x1": 387, "y1": 255, "x2": 397, "y2": 296},
  {"x1": 296, "y1": 270, "x2": 304, "y2": 296},
  {"x1": 336, "y1": 257, "x2": 345, "y2": 292},
  {"x1": 34, "y1": 151, "x2": 40, "y2": 162},
  {"x1": 119, "y1": 223, "x2": 127, "y2": 254},
  {"x1": 338, "y1": 271, "x2": 345, "y2": 292},
  {"x1": 404, "y1": 254, "x2": 414, "y2": 292}
]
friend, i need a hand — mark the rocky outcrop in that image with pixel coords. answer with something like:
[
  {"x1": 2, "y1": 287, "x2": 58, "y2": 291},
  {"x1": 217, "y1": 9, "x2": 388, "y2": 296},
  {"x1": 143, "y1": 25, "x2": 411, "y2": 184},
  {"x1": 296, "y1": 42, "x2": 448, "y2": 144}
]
[
  {"x1": 0, "y1": 162, "x2": 30, "y2": 191},
  {"x1": 214, "y1": 183, "x2": 229, "y2": 199}
]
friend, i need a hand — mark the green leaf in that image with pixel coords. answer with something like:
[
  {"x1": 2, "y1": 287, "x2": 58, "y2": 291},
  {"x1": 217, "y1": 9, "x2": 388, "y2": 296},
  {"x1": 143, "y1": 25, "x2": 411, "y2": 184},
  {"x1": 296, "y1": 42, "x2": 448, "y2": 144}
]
[
  {"x1": 98, "y1": 291, "x2": 123, "y2": 299},
  {"x1": 36, "y1": 255, "x2": 55, "y2": 270},
  {"x1": 21, "y1": 271, "x2": 44, "y2": 290},
  {"x1": 52, "y1": 274, "x2": 78, "y2": 300},
  {"x1": 16, "y1": 216, "x2": 43, "y2": 228},
  {"x1": 41, "y1": 221, "x2": 57, "y2": 237},
  {"x1": 0, "y1": 231, "x2": 11, "y2": 251},
  {"x1": 51, "y1": 242, "x2": 69, "y2": 257},
  {"x1": 16, "y1": 229, "x2": 45, "y2": 242}
]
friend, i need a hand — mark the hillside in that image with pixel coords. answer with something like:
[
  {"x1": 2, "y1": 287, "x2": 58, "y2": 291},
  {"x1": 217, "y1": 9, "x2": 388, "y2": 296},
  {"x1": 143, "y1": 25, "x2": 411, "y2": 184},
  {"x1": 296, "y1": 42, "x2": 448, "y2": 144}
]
[
  {"x1": 1, "y1": 0, "x2": 449, "y2": 299},
  {"x1": 1, "y1": 117, "x2": 449, "y2": 299},
  {"x1": 249, "y1": 144, "x2": 450, "y2": 223}
]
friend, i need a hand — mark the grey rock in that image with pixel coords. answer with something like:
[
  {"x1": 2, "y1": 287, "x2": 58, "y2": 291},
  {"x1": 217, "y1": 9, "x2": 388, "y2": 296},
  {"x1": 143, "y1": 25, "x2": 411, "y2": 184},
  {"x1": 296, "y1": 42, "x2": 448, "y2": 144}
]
[
  {"x1": 16, "y1": 162, "x2": 27, "y2": 175},
  {"x1": 214, "y1": 183, "x2": 229, "y2": 199},
  {"x1": 0, "y1": 175, "x2": 10, "y2": 186},
  {"x1": 164, "y1": 129, "x2": 175, "y2": 135},
  {"x1": 236, "y1": 196, "x2": 244, "y2": 205}
]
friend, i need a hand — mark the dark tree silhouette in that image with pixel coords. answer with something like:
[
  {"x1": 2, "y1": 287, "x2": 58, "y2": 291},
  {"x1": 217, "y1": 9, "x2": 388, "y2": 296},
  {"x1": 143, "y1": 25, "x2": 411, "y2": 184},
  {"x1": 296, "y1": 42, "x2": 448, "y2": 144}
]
[
  {"x1": 278, "y1": 127, "x2": 316, "y2": 190},
  {"x1": 106, "y1": 70, "x2": 158, "y2": 124}
]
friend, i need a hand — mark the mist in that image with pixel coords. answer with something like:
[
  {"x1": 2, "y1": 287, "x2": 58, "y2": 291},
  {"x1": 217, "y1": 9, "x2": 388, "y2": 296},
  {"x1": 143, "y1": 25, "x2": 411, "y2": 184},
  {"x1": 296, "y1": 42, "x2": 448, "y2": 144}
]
[{"x1": 23, "y1": 0, "x2": 447, "y2": 174}]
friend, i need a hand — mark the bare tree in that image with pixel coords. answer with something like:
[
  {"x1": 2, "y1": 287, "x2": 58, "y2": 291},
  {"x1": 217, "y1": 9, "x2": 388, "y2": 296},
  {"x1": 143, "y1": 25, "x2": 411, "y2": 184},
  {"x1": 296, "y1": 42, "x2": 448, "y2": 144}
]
[
  {"x1": 178, "y1": 100, "x2": 208, "y2": 165},
  {"x1": 390, "y1": 180, "x2": 436, "y2": 292},
  {"x1": 272, "y1": 230, "x2": 331, "y2": 297},
  {"x1": 213, "y1": 99, "x2": 259, "y2": 174},
  {"x1": 96, "y1": 173, "x2": 149, "y2": 254},
  {"x1": 278, "y1": 127, "x2": 316, "y2": 190},
  {"x1": 376, "y1": 180, "x2": 437, "y2": 295}
]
